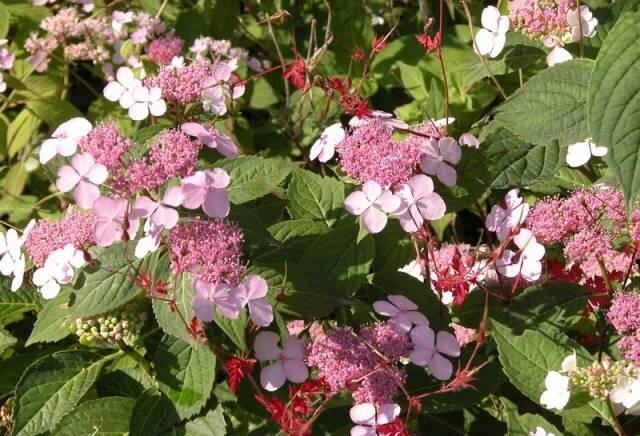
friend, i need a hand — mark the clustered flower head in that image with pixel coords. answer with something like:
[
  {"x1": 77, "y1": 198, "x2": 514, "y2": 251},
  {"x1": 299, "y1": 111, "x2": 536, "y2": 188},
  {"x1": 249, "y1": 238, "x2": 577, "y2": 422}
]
[
  {"x1": 571, "y1": 357, "x2": 637, "y2": 401},
  {"x1": 145, "y1": 62, "x2": 211, "y2": 104},
  {"x1": 78, "y1": 121, "x2": 135, "y2": 172},
  {"x1": 146, "y1": 34, "x2": 184, "y2": 65},
  {"x1": 509, "y1": 0, "x2": 576, "y2": 40},
  {"x1": 69, "y1": 302, "x2": 148, "y2": 347},
  {"x1": 608, "y1": 292, "x2": 640, "y2": 367},
  {"x1": 526, "y1": 187, "x2": 635, "y2": 280},
  {"x1": 167, "y1": 218, "x2": 244, "y2": 286}
]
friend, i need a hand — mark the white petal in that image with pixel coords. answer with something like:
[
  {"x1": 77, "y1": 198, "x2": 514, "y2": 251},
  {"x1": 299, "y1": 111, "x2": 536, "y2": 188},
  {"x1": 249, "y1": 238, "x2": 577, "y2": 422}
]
[
  {"x1": 547, "y1": 46, "x2": 573, "y2": 67},
  {"x1": 474, "y1": 29, "x2": 495, "y2": 56},
  {"x1": 129, "y1": 103, "x2": 149, "y2": 121},
  {"x1": 481, "y1": 6, "x2": 501, "y2": 32},
  {"x1": 566, "y1": 141, "x2": 591, "y2": 167}
]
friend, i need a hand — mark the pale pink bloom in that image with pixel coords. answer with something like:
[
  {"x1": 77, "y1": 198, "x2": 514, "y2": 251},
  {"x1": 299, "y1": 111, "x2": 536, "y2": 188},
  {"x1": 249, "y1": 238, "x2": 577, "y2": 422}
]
[
  {"x1": 201, "y1": 63, "x2": 244, "y2": 115},
  {"x1": 112, "y1": 11, "x2": 134, "y2": 37},
  {"x1": 254, "y1": 331, "x2": 308, "y2": 391},
  {"x1": 181, "y1": 122, "x2": 238, "y2": 157},
  {"x1": 474, "y1": 6, "x2": 509, "y2": 58},
  {"x1": 486, "y1": 189, "x2": 529, "y2": 240},
  {"x1": 0, "y1": 228, "x2": 27, "y2": 292},
  {"x1": 0, "y1": 46, "x2": 15, "y2": 70},
  {"x1": 32, "y1": 244, "x2": 85, "y2": 299},
  {"x1": 232, "y1": 274, "x2": 273, "y2": 327},
  {"x1": 566, "y1": 139, "x2": 607, "y2": 167},
  {"x1": 394, "y1": 174, "x2": 446, "y2": 233},
  {"x1": 348, "y1": 110, "x2": 408, "y2": 130},
  {"x1": 409, "y1": 325, "x2": 460, "y2": 380},
  {"x1": 568, "y1": 6, "x2": 598, "y2": 41},
  {"x1": 130, "y1": 186, "x2": 183, "y2": 230},
  {"x1": 181, "y1": 169, "x2": 231, "y2": 219},
  {"x1": 497, "y1": 229, "x2": 545, "y2": 281},
  {"x1": 92, "y1": 197, "x2": 129, "y2": 247},
  {"x1": 191, "y1": 279, "x2": 241, "y2": 323},
  {"x1": 40, "y1": 117, "x2": 92, "y2": 164},
  {"x1": 56, "y1": 153, "x2": 108, "y2": 209},
  {"x1": 344, "y1": 181, "x2": 402, "y2": 234},
  {"x1": 459, "y1": 133, "x2": 480, "y2": 148},
  {"x1": 420, "y1": 137, "x2": 461, "y2": 187},
  {"x1": 373, "y1": 294, "x2": 429, "y2": 333},
  {"x1": 127, "y1": 85, "x2": 167, "y2": 121},
  {"x1": 540, "y1": 371, "x2": 570, "y2": 410},
  {"x1": 544, "y1": 37, "x2": 573, "y2": 67},
  {"x1": 309, "y1": 123, "x2": 345, "y2": 162},
  {"x1": 103, "y1": 67, "x2": 141, "y2": 110},
  {"x1": 349, "y1": 402, "x2": 400, "y2": 436}
]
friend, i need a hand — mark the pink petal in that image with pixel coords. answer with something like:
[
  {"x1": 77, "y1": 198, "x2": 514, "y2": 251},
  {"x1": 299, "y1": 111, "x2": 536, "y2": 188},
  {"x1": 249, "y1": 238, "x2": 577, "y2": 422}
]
[
  {"x1": 344, "y1": 191, "x2": 370, "y2": 216},
  {"x1": 74, "y1": 180, "x2": 100, "y2": 209},
  {"x1": 388, "y1": 294, "x2": 418, "y2": 311},
  {"x1": 212, "y1": 63, "x2": 232, "y2": 81},
  {"x1": 439, "y1": 137, "x2": 461, "y2": 164},
  {"x1": 349, "y1": 403, "x2": 376, "y2": 426},
  {"x1": 214, "y1": 133, "x2": 238, "y2": 157},
  {"x1": 406, "y1": 311, "x2": 429, "y2": 326},
  {"x1": 209, "y1": 168, "x2": 231, "y2": 189},
  {"x1": 248, "y1": 298, "x2": 274, "y2": 327},
  {"x1": 436, "y1": 331, "x2": 461, "y2": 357},
  {"x1": 376, "y1": 190, "x2": 402, "y2": 214},
  {"x1": 71, "y1": 153, "x2": 96, "y2": 176},
  {"x1": 181, "y1": 172, "x2": 207, "y2": 209},
  {"x1": 151, "y1": 205, "x2": 179, "y2": 229},
  {"x1": 407, "y1": 174, "x2": 434, "y2": 199},
  {"x1": 398, "y1": 209, "x2": 420, "y2": 233},
  {"x1": 244, "y1": 274, "x2": 268, "y2": 299},
  {"x1": 254, "y1": 331, "x2": 281, "y2": 361},
  {"x1": 410, "y1": 325, "x2": 435, "y2": 349},
  {"x1": 192, "y1": 295, "x2": 214, "y2": 322},
  {"x1": 430, "y1": 353, "x2": 454, "y2": 380},
  {"x1": 420, "y1": 138, "x2": 440, "y2": 159},
  {"x1": 351, "y1": 426, "x2": 376, "y2": 436},
  {"x1": 93, "y1": 220, "x2": 122, "y2": 247},
  {"x1": 129, "y1": 196, "x2": 157, "y2": 220},
  {"x1": 282, "y1": 359, "x2": 308, "y2": 383},
  {"x1": 162, "y1": 186, "x2": 184, "y2": 207},
  {"x1": 202, "y1": 189, "x2": 230, "y2": 219},
  {"x1": 376, "y1": 403, "x2": 400, "y2": 425},
  {"x1": 56, "y1": 137, "x2": 78, "y2": 157},
  {"x1": 361, "y1": 206, "x2": 387, "y2": 234},
  {"x1": 420, "y1": 156, "x2": 439, "y2": 176},
  {"x1": 416, "y1": 192, "x2": 446, "y2": 220},
  {"x1": 390, "y1": 313, "x2": 413, "y2": 333},
  {"x1": 362, "y1": 181, "x2": 382, "y2": 202},
  {"x1": 86, "y1": 164, "x2": 108, "y2": 185},
  {"x1": 436, "y1": 163, "x2": 457, "y2": 187},
  {"x1": 409, "y1": 348, "x2": 434, "y2": 366},
  {"x1": 282, "y1": 336, "x2": 306, "y2": 360},
  {"x1": 260, "y1": 362, "x2": 287, "y2": 392},
  {"x1": 181, "y1": 122, "x2": 208, "y2": 138},
  {"x1": 372, "y1": 300, "x2": 400, "y2": 317},
  {"x1": 56, "y1": 165, "x2": 81, "y2": 192}
]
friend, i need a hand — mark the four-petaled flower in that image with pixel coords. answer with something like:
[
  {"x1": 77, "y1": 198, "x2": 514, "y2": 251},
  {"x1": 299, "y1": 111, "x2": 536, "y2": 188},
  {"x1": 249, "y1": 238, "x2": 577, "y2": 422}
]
[
  {"x1": 201, "y1": 63, "x2": 245, "y2": 115},
  {"x1": 419, "y1": 137, "x2": 461, "y2": 187},
  {"x1": 130, "y1": 186, "x2": 184, "y2": 230},
  {"x1": 409, "y1": 325, "x2": 461, "y2": 380},
  {"x1": 394, "y1": 174, "x2": 446, "y2": 233},
  {"x1": 566, "y1": 139, "x2": 607, "y2": 168},
  {"x1": 254, "y1": 331, "x2": 308, "y2": 392},
  {"x1": 309, "y1": 123, "x2": 345, "y2": 163},
  {"x1": 92, "y1": 197, "x2": 130, "y2": 247},
  {"x1": 0, "y1": 227, "x2": 30, "y2": 292},
  {"x1": 181, "y1": 122, "x2": 239, "y2": 157},
  {"x1": 485, "y1": 189, "x2": 529, "y2": 240},
  {"x1": 192, "y1": 279, "x2": 242, "y2": 322},
  {"x1": 611, "y1": 376, "x2": 640, "y2": 410},
  {"x1": 496, "y1": 229, "x2": 545, "y2": 282},
  {"x1": 127, "y1": 85, "x2": 167, "y2": 121},
  {"x1": 32, "y1": 244, "x2": 85, "y2": 299},
  {"x1": 181, "y1": 169, "x2": 231, "y2": 219},
  {"x1": 56, "y1": 153, "x2": 108, "y2": 210},
  {"x1": 232, "y1": 274, "x2": 274, "y2": 327},
  {"x1": 344, "y1": 181, "x2": 402, "y2": 234},
  {"x1": 349, "y1": 402, "x2": 400, "y2": 436},
  {"x1": 568, "y1": 6, "x2": 598, "y2": 41},
  {"x1": 40, "y1": 117, "x2": 93, "y2": 164},
  {"x1": 373, "y1": 294, "x2": 429, "y2": 333},
  {"x1": 540, "y1": 371, "x2": 570, "y2": 410},
  {"x1": 103, "y1": 67, "x2": 141, "y2": 110},
  {"x1": 473, "y1": 6, "x2": 509, "y2": 58}
]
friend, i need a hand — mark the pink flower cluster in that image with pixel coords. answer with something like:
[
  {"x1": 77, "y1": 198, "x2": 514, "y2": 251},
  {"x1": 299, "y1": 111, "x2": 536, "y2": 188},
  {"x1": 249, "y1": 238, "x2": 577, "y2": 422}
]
[
  {"x1": 78, "y1": 122, "x2": 134, "y2": 171},
  {"x1": 115, "y1": 129, "x2": 201, "y2": 195},
  {"x1": 608, "y1": 292, "x2": 640, "y2": 366},
  {"x1": 24, "y1": 209, "x2": 94, "y2": 267},
  {"x1": 145, "y1": 62, "x2": 211, "y2": 104},
  {"x1": 526, "y1": 188, "x2": 635, "y2": 279},
  {"x1": 146, "y1": 35, "x2": 184, "y2": 65},
  {"x1": 306, "y1": 322, "x2": 410, "y2": 404},
  {"x1": 167, "y1": 218, "x2": 244, "y2": 286},
  {"x1": 336, "y1": 120, "x2": 421, "y2": 189},
  {"x1": 509, "y1": 0, "x2": 576, "y2": 40}
]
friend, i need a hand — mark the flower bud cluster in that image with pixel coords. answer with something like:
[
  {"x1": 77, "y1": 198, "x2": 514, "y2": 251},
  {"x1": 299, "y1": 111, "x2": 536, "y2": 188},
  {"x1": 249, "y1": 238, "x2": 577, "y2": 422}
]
[
  {"x1": 570, "y1": 357, "x2": 637, "y2": 400},
  {"x1": 69, "y1": 303, "x2": 148, "y2": 347}
]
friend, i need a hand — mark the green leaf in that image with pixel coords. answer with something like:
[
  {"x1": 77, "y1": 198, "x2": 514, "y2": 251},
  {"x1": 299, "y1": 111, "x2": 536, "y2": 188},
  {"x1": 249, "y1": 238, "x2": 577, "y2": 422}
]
[
  {"x1": 0, "y1": 3, "x2": 10, "y2": 39},
  {"x1": 13, "y1": 351, "x2": 106, "y2": 436},
  {"x1": 26, "y1": 290, "x2": 73, "y2": 346},
  {"x1": 185, "y1": 406, "x2": 227, "y2": 435},
  {"x1": 481, "y1": 125, "x2": 565, "y2": 190},
  {"x1": 153, "y1": 335, "x2": 216, "y2": 419},
  {"x1": 438, "y1": 148, "x2": 492, "y2": 212},
  {"x1": 0, "y1": 328, "x2": 16, "y2": 354},
  {"x1": 287, "y1": 169, "x2": 345, "y2": 227},
  {"x1": 588, "y1": 10, "x2": 640, "y2": 210},
  {"x1": 129, "y1": 387, "x2": 179, "y2": 436},
  {"x1": 0, "y1": 345, "x2": 65, "y2": 397},
  {"x1": 0, "y1": 278, "x2": 41, "y2": 322},
  {"x1": 7, "y1": 108, "x2": 41, "y2": 157},
  {"x1": 217, "y1": 156, "x2": 294, "y2": 204},
  {"x1": 25, "y1": 97, "x2": 83, "y2": 129},
  {"x1": 500, "y1": 282, "x2": 591, "y2": 334},
  {"x1": 495, "y1": 59, "x2": 593, "y2": 146},
  {"x1": 204, "y1": 0, "x2": 239, "y2": 39},
  {"x1": 53, "y1": 396, "x2": 136, "y2": 436},
  {"x1": 70, "y1": 243, "x2": 144, "y2": 319},
  {"x1": 371, "y1": 220, "x2": 414, "y2": 272},
  {"x1": 300, "y1": 220, "x2": 375, "y2": 293},
  {"x1": 214, "y1": 310, "x2": 248, "y2": 351},
  {"x1": 268, "y1": 219, "x2": 330, "y2": 242},
  {"x1": 491, "y1": 322, "x2": 613, "y2": 425},
  {"x1": 153, "y1": 272, "x2": 195, "y2": 343}
]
